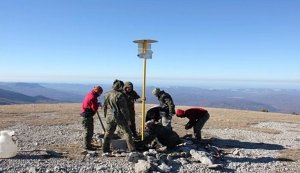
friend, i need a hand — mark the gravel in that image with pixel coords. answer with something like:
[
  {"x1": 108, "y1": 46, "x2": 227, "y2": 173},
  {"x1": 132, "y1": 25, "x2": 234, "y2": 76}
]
[{"x1": 1, "y1": 120, "x2": 299, "y2": 173}]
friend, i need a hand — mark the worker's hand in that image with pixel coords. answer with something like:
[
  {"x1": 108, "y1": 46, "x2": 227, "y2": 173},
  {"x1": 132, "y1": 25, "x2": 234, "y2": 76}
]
[
  {"x1": 136, "y1": 98, "x2": 143, "y2": 103},
  {"x1": 185, "y1": 122, "x2": 193, "y2": 130}
]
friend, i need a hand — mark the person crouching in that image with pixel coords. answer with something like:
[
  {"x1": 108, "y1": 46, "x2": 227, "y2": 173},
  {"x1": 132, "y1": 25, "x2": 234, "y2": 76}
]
[{"x1": 176, "y1": 108, "x2": 210, "y2": 141}]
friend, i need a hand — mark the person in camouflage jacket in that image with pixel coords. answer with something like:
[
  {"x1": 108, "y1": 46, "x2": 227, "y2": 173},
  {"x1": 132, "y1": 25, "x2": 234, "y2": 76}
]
[
  {"x1": 152, "y1": 88, "x2": 175, "y2": 129},
  {"x1": 123, "y1": 81, "x2": 141, "y2": 137},
  {"x1": 102, "y1": 80, "x2": 135, "y2": 153}
]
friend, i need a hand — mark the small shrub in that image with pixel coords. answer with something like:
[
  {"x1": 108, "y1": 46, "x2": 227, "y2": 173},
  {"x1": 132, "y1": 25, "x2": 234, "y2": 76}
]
[{"x1": 261, "y1": 109, "x2": 269, "y2": 112}]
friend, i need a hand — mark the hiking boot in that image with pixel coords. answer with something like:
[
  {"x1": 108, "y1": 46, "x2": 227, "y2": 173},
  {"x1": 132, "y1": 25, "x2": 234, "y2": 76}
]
[{"x1": 102, "y1": 149, "x2": 112, "y2": 153}]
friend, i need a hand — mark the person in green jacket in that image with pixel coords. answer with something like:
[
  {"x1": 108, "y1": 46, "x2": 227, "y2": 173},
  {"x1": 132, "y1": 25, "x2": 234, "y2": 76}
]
[
  {"x1": 102, "y1": 80, "x2": 135, "y2": 153},
  {"x1": 123, "y1": 81, "x2": 141, "y2": 138}
]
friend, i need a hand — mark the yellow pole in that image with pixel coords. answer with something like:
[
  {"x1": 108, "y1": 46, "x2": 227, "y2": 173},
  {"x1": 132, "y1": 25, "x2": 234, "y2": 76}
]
[
  {"x1": 141, "y1": 58, "x2": 147, "y2": 140},
  {"x1": 141, "y1": 40, "x2": 147, "y2": 140}
]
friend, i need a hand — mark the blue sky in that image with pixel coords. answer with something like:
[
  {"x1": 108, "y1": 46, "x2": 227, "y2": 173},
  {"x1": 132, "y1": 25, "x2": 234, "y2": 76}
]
[{"x1": 0, "y1": 0, "x2": 299, "y2": 89}]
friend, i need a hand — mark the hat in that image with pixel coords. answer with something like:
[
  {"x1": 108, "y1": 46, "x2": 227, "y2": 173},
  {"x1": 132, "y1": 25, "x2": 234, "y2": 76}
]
[
  {"x1": 112, "y1": 79, "x2": 124, "y2": 91},
  {"x1": 152, "y1": 88, "x2": 160, "y2": 96},
  {"x1": 124, "y1": 81, "x2": 133, "y2": 89},
  {"x1": 176, "y1": 109, "x2": 185, "y2": 117}
]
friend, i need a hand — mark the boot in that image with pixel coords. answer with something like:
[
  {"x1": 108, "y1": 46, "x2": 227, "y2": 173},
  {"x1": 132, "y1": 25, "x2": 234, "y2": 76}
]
[
  {"x1": 102, "y1": 136, "x2": 112, "y2": 153},
  {"x1": 195, "y1": 132, "x2": 202, "y2": 141},
  {"x1": 85, "y1": 146, "x2": 97, "y2": 151}
]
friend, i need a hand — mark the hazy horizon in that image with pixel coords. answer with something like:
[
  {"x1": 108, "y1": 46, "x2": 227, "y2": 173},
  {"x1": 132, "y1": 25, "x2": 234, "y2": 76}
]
[{"x1": 1, "y1": 79, "x2": 299, "y2": 90}]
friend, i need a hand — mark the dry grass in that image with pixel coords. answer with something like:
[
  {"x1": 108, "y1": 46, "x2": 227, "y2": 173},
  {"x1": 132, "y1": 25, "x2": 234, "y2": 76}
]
[
  {"x1": 0, "y1": 103, "x2": 81, "y2": 128},
  {"x1": 1, "y1": 103, "x2": 300, "y2": 133}
]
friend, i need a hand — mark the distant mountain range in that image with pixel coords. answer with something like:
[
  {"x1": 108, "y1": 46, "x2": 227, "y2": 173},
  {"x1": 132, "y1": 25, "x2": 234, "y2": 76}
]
[
  {"x1": 0, "y1": 82, "x2": 83, "y2": 102},
  {"x1": 0, "y1": 88, "x2": 55, "y2": 104},
  {"x1": 0, "y1": 82, "x2": 299, "y2": 114}
]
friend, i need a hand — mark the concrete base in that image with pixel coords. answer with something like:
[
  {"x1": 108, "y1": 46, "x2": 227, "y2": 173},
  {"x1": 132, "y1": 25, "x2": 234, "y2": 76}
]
[{"x1": 97, "y1": 134, "x2": 127, "y2": 151}]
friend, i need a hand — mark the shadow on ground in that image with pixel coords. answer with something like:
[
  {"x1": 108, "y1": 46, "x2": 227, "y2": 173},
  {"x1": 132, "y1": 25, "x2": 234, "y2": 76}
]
[
  {"x1": 224, "y1": 156, "x2": 294, "y2": 164},
  {"x1": 209, "y1": 137, "x2": 285, "y2": 150},
  {"x1": 13, "y1": 151, "x2": 64, "y2": 160}
]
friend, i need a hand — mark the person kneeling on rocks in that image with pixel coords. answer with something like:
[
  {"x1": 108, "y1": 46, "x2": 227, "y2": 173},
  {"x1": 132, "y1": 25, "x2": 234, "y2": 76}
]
[
  {"x1": 141, "y1": 120, "x2": 181, "y2": 150},
  {"x1": 176, "y1": 108, "x2": 210, "y2": 141}
]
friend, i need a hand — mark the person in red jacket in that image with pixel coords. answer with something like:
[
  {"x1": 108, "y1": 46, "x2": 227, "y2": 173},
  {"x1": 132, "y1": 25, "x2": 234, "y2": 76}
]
[
  {"x1": 176, "y1": 108, "x2": 210, "y2": 141},
  {"x1": 80, "y1": 85, "x2": 103, "y2": 150}
]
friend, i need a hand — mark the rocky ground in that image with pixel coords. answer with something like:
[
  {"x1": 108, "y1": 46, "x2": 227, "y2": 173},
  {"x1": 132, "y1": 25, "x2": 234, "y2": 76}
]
[{"x1": 0, "y1": 103, "x2": 300, "y2": 173}]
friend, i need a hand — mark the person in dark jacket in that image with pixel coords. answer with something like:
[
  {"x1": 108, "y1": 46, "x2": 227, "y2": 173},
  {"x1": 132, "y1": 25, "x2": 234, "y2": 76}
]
[
  {"x1": 142, "y1": 120, "x2": 181, "y2": 149},
  {"x1": 176, "y1": 108, "x2": 210, "y2": 140},
  {"x1": 145, "y1": 106, "x2": 161, "y2": 122},
  {"x1": 80, "y1": 85, "x2": 103, "y2": 150},
  {"x1": 152, "y1": 88, "x2": 175, "y2": 129},
  {"x1": 123, "y1": 81, "x2": 141, "y2": 137}
]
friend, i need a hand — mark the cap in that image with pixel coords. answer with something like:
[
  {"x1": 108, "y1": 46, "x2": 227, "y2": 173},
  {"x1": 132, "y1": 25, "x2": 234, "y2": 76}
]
[
  {"x1": 176, "y1": 109, "x2": 185, "y2": 117},
  {"x1": 152, "y1": 88, "x2": 160, "y2": 96}
]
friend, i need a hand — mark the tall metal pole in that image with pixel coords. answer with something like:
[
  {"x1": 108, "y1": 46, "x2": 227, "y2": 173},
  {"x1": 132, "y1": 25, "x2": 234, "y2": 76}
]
[
  {"x1": 141, "y1": 58, "x2": 147, "y2": 140},
  {"x1": 133, "y1": 39, "x2": 157, "y2": 141},
  {"x1": 141, "y1": 40, "x2": 147, "y2": 140}
]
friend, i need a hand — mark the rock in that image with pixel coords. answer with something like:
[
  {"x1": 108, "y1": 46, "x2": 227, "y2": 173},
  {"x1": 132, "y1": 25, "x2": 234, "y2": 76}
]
[
  {"x1": 148, "y1": 149, "x2": 158, "y2": 155},
  {"x1": 190, "y1": 149, "x2": 214, "y2": 166},
  {"x1": 95, "y1": 166, "x2": 107, "y2": 171},
  {"x1": 147, "y1": 155, "x2": 157, "y2": 162},
  {"x1": 54, "y1": 166, "x2": 60, "y2": 171},
  {"x1": 167, "y1": 154, "x2": 172, "y2": 161},
  {"x1": 86, "y1": 151, "x2": 96, "y2": 158},
  {"x1": 28, "y1": 167, "x2": 37, "y2": 173},
  {"x1": 120, "y1": 152, "x2": 127, "y2": 157},
  {"x1": 134, "y1": 160, "x2": 152, "y2": 173},
  {"x1": 232, "y1": 149, "x2": 240, "y2": 156},
  {"x1": 176, "y1": 158, "x2": 189, "y2": 165},
  {"x1": 45, "y1": 169, "x2": 52, "y2": 173},
  {"x1": 158, "y1": 162, "x2": 171, "y2": 173},
  {"x1": 127, "y1": 152, "x2": 145, "y2": 163},
  {"x1": 143, "y1": 151, "x2": 150, "y2": 156},
  {"x1": 208, "y1": 164, "x2": 223, "y2": 169},
  {"x1": 157, "y1": 146, "x2": 167, "y2": 152}
]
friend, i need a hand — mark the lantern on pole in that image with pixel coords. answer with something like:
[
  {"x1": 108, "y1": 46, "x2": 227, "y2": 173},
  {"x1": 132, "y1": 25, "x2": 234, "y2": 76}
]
[{"x1": 133, "y1": 39, "x2": 158, "y2": 140}]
